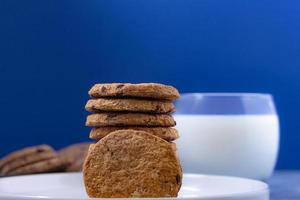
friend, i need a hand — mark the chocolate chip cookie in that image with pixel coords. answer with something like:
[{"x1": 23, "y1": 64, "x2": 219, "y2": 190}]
[
  {"x1": 83, "y1": 130, "x2": 182, "y2": 198},
  {"x1": 88, "y1": 83, "x2": 180, "y2": 100},
  {"x1": 0, "y1": 151, "x2": 56, "y2": 176},
  {"x1": 86, "y1": 113, "x2": 176, "y2": 127},
  {"x1": 85, "y1": 98, "x2": 175, "y2": 114},
  {"x1": 6, "y1": 157, "x2": 67, "y2": 176},
  {"x1": 0, "y1": 145, "x2": 54, "y2": 172},
  {"x1": 89, "y1": 127, "x2": 179, "y2": 141}
]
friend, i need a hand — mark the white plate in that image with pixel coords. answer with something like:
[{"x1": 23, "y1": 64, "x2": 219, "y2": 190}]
[{"x1": 0, "y1": 173, "x2": 269, "y2": 200}]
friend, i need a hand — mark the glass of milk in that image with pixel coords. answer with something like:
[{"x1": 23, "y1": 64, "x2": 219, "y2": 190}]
[{"x1": 174, "y1": 93, "x2": 279, "y2": 180}]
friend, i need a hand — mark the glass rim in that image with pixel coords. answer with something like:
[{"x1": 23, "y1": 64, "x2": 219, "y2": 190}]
[
  {"x1": 180, "y1": 92, "x2": 273, "y2": 98},
  {"x1": 175, "y1": 92, "x2": 276, "y2": 115}
]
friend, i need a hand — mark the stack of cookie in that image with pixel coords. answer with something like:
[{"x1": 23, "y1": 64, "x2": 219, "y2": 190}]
[
  {"x1": 83, "y1": 83, "x2": 182, "y2": 198},
  {"x1": 85, "y1": 83, "x2": 180, "y2": 142},
  {"x1": 0, "y1": 145, "x2": 66, "y2": 176},
  {"x1": 0, "y1": 143, "x2": 91, "y2": 176}
]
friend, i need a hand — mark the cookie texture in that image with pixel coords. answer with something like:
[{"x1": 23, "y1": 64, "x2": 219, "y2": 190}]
[
  {"x1": 170, "y1": 142, "x2": 177, "y2": 152},
  {"x1": 90, "y1": 127, "x2": 179, "y2": 141},
  {"x1": 88, "y1": 83, "x2": 180, "y2": 100},
  {"x1": 0, "y1": 145, "x2": 53, "y2": 170},
  {"x1": 86, "y1": 113, "x2": 176, "y2": 127},
  {"x1": 85, "y1": 98, "x2": 175, "y2": 114},
  {"x1": 83, "y1": 130, "x2": 182, "y2": 198},
  {"x1": 58, "y1": 142, "x2": 91, "y2": 172},
  {"x1": 0, "y1": 151, "x2": 56, "y2": 176},
  {"x1": 6, "y1": 157, "x2": 67, "y2": 176}
]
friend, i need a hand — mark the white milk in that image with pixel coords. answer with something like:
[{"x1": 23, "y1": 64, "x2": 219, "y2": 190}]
[{"x1": 174, "y1": 114, "x2": 279, "y2": 180}]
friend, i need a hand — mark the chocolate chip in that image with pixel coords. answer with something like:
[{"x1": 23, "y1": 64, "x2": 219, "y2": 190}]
[
  {"x1": 36, "y1": 148, "x2": 45, "y2": 153},
  {"x1": 116, "y1": 84, "x2": 125, "y2": 89},
  {"x1": 154, "y1": 105, "x2": 161, "y2": 113},
  {"x1": 101, "y1": 86, "x2": 107, "y2": 92}
]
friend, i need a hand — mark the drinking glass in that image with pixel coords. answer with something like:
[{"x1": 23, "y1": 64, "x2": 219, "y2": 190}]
[{"x1": 174, "y1": 93, "x2": 279, "y2": 180}]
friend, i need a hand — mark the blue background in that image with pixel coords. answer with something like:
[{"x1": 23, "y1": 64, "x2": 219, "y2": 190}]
[{"x1": 0, "y1": 0, "x2": 299, "y2": 169}]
